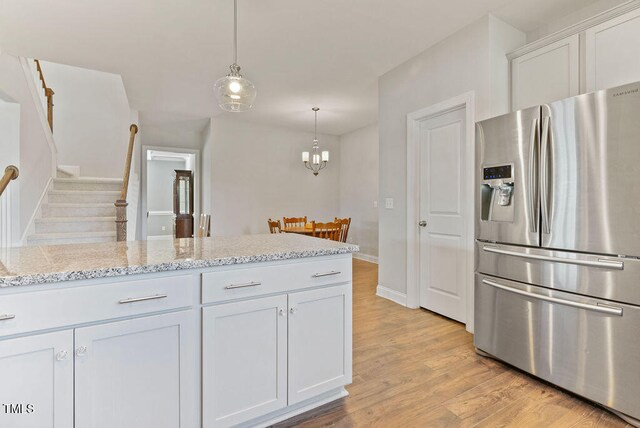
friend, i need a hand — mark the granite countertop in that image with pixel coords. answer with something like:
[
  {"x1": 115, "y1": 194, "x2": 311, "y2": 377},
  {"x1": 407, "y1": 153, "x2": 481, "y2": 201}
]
[{"x1": 0, "y1": 234, "x2": 359, "y2": 288}]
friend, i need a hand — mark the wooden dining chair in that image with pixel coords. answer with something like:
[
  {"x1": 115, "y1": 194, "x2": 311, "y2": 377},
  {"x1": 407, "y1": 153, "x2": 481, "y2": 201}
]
[
  {"x1": 334, "y1": 217, "x2": 351, "y2": 243},
  {"x1": 283, "y1": 216, "x2": 307, "y2": 229},
  {"x1": 311, "y1": 221, "x2": 341, "y2": 241},
  {"x1": 267, "y1": 218, "x2": 282, "y2": 234},
  {"x1": 197, "y1": 214, "x2": 211, "y2": 237}
]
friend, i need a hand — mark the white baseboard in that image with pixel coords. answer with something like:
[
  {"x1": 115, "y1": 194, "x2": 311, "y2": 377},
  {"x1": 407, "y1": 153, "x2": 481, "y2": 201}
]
[
  {"x1": 376, "y1": 284, "x2": 407, "y2": 306},
  {"x1": 353, "y1": 253, "x2": 378, "y2": 264}
]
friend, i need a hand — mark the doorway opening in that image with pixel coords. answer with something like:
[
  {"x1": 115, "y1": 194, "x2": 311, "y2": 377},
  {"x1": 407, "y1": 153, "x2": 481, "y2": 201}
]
[{"x1": 141, "y1": 147, "x2": 199, "y2": 240}]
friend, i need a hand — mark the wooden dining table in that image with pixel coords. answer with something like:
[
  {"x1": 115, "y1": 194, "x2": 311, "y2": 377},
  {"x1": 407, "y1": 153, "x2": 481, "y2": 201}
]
[{"x1": 281, "y1": 226, "x2": 315, "y2": 235}]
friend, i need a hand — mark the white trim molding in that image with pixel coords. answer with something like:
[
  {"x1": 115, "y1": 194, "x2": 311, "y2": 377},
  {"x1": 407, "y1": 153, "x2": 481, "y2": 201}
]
[
  {"x1": 353, "y1": 253, "x2": 378, "y2": 264},
  {"x1": 406, "y1": 91, "x2": 475, "y2": 333},
  {"x1": 376, "y1": 285, "x2": 407, "y2": 307},
  {"x1": 20, "y1": 177, "x2": 53, "y2": 245},
  {"x1": 507, "y1": 0, "x2": 640, "y2": 60}
]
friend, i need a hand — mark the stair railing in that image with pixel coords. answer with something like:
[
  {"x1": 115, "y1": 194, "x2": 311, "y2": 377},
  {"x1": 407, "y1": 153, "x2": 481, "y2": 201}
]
[
  {"x1": 33, "y1": 59, "x2": 54, "y2": 132},
  {"x1": 0, "y1": 166, "x2": 19, "y2": 198},
  {"x1": 115, "y1": 124, "x2": 139, "y2": 242}
]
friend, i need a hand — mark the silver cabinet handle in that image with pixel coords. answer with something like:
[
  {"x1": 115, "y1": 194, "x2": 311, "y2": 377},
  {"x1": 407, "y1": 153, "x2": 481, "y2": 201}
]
[
  {"x1": 483, "y1": 246, "x2": 624, "y2": 270},
  {"x1": 540, "y1": 115, "x2": 551, "y2": 234},
  {"x1": 528, "y1": 117, "x2": 539, "y2": 233},
  {"x1": 118, "y1": 294, "x2": 168, "y2": 304},
  {"x1": 56, "y1": 350, "x2": 69, "y2": 361},
  {"x1": 75, "y1": 346, "x2": 88, "y2": 357},
  {"x1": 289, "y1": 307, "x2": 296, "y2": 314},
  {"x1": 312, "y1": 271, "x2": 341, "y2": 278},
  {"x1": 225, "y1": 281, "x2": 261, "y2": 290},
  {"x1": 0, "y1": 314, "x2": 15, "y2": 321},
  {"x1": 418, "y1": 220, "x2": 427, "y2": 227},
  {"x1": 482, "y1": 278, "x2": 623, "y2": 316},
  {"x1": 279, "y1": 308, "x2": 286, "y2": 317}
]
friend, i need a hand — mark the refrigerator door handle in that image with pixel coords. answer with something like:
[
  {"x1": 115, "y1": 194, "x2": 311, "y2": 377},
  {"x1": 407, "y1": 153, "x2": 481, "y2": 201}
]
[
  {"x1": 540, "y1": 115, "x2": 551, "y2": 234},
  {"x1": 482, "y1": 245, "x2": 624, "y2": 270},
  {"x1": 528, "y1": 117, "x2": 539, "y2": 233},
  {"x1": 482, "y1": 278, "x2": 624, "y2": 316}
]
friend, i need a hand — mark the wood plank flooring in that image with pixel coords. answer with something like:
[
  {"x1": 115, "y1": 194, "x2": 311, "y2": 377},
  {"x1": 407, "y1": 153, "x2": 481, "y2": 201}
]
[{"x1": 275, "y1": 259, "x2": 629, "y2": 428}]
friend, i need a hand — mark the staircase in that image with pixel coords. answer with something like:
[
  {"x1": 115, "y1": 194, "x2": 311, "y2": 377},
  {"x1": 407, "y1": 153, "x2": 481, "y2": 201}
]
[{"x1": 27, "y1": 171, "x2": 122, "y2": 246}]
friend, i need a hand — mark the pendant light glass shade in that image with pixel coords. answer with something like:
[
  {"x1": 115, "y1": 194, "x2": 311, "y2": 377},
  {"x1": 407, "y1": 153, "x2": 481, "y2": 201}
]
[
  {"x1": 214, "y1": 64, "x2": 256, "y2": 112},
  {"x1": 214, "y1": 0, "x2": 256, "y2": 112}
]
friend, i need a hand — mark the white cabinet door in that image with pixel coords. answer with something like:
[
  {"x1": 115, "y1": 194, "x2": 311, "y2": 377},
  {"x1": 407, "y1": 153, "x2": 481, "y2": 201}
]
[
  {"x1": 585, "y1": 8, "x2": 640, "y2": 92},
  {"x1": 74, "y1": 310, "x2": 197, "y2": 428},
  {"x1": 288, "y1": 284, "x2": 352, "y2": 404},
  {"x1": 511, "y1": 35, "x2": 579, "y2": 110},
  {"x1": 202, "y1": 295, "x2": 288, "y2": 428},
  {"x1": 0, "y1": 330, "x2": 73, "y2": 428}
]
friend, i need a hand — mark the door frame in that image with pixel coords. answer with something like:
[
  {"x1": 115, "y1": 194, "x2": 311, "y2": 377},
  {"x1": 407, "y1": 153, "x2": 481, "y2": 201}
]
[
  {"x1": 406, "y1": 91, "x2": 475, "y2": 333},
  {"x1": 141, "y1": 145, "x2": 200, "y2": 240}
]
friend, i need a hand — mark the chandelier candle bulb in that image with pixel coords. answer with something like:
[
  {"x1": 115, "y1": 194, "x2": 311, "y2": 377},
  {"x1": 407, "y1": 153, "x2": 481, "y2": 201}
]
[
  {"x1": 302, "y1": 152, "x2": 310, "y2": 162},
  {"x1": 322, "y1": 151, "x2": 329, "y2": 162}
]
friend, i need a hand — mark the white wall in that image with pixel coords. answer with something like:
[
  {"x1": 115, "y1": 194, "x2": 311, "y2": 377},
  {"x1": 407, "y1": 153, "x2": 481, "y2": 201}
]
[
  {"x1": 40, "y1": 61, "x2": 131, "y2": 178},
  {"x1": 209, "y1": 117, "x2": 340, "y2": 236},
  {"x1": 0, "y1": 95, "x2": 21, "y2": 246},
  {"x1": 377, "y1": 16, "x2": 525, "y2": 302},
  {"x1": 339, "y1": 123, "x2": 379, "y2": 259},
  {"x1": 0, "y1": 54, "x2": 55, "y2": 242}
]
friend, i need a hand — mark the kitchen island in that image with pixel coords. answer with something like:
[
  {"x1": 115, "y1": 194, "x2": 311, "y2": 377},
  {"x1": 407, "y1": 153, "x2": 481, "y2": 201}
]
[{"x1": 0, "y1": 234, "x2": 358, "y2": 428}]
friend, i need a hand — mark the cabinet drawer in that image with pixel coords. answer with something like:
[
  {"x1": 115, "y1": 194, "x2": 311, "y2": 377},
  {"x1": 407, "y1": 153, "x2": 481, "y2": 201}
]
[
  {"x1": 202, "y1": 256, "x2": 352, "y2": 304},
  {"x1": 0, "y1": 275, "x2": 196, "y2": 338}
]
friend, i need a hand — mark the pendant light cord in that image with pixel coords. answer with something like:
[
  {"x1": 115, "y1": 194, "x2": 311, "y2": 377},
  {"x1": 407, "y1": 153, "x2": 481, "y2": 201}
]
[
  {"x1": 233, "y1": 0, "x2": 238, "y2": 64},
  {"x1": 314, "y1": 109, "x2": 317, "y2": 139}
]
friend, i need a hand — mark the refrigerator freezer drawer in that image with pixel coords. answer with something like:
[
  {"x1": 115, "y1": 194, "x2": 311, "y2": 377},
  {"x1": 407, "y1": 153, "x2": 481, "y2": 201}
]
[
  {"x1": 474, "y1": 273, "x2": 640, "y2": 421},
  {"x1": 476, "y1": 241, "x2": 640, "y2": 306}
]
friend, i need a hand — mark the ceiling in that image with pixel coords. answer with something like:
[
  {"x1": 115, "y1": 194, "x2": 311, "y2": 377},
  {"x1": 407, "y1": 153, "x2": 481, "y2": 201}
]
[{"x1": 0, "y1": 0, "x2": 610, "y2": 136}]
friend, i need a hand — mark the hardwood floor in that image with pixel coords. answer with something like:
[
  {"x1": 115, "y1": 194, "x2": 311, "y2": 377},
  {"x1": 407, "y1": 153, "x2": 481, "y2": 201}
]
[{"x1": 275, "y1": 259, "x2": 629, "y2": 428}]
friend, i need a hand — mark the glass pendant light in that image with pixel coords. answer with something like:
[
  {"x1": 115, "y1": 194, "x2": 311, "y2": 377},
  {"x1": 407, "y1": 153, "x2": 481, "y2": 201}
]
[
  {"x1": 214, "y1": 0, "x2": 256, "y2": 112},
  {"x1": 302, "y1": 108, "x2": 329, "y2": 176}
]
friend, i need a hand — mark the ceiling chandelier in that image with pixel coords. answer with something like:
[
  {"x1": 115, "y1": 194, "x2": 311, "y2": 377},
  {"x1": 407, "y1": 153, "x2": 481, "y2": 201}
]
[
  {"x1": 214, "y1": 0, "x2": 256, "y2": 112},
  {"x1": 302, "y1": 107, "x2": 329, "y2": 176}
]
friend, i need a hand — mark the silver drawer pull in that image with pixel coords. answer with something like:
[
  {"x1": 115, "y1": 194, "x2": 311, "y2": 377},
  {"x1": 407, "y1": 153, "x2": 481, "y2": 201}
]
[
  {"x1": 225, "y1": 281, "x2": 261, "y2": 290},
  {"x1": 483, "y1": 246, "x2": 624, "y2": 270},
  {"x1": 312, "y1": 271, "x2": 341, "y2": 278},
  {"x1": 482, "y1": 278, "x2": 623, "y2": 316},
  {"x1": 0, "y1": 314, "x2": 15, "y2": 321},
  {"x1": 118, "y1": 294, "x2": 168, "y2": 304}
]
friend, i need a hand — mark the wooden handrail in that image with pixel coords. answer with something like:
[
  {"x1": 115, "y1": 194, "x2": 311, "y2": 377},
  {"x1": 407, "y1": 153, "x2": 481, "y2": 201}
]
[
  {"x1": 34, "y1": 59, "x2": 55, "y2": 132},
  {"x1": 115, "y1": 124, "x2": 139, "y2": 242},
  {"x1": 0, "y1": 166, "x2": 19, "y2": 198}
]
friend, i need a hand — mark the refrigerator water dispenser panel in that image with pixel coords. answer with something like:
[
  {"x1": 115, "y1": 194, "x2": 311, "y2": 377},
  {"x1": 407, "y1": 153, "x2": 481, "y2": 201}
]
[{"x1": 480, "y1": 164, "x2": 515, "y2": 222}]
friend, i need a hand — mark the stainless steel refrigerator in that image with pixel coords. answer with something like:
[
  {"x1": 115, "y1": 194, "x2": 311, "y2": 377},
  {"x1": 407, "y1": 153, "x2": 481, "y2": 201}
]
[{"x1": 474, "y1": 81, "x2": 640, "y2": 426}]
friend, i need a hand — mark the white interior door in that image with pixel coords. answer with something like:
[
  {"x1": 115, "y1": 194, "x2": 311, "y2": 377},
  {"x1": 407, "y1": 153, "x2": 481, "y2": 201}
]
[{"x1": 418, "y1": 106, "x2": 467, "y2": 323}]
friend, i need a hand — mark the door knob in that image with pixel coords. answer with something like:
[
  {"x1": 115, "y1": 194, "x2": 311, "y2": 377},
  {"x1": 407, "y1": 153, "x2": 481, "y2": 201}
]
[{"x1": 419, "y1": 221, "x2": 427, "y2": 227}]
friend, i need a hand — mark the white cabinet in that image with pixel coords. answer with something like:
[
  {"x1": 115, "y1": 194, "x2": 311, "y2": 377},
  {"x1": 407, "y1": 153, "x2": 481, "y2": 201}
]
[
  {"x1": 288, "y1": 284, "x2": 352, "y2": 404},
  {"x1": 0, "y1": 330, "x2": 73, "y2": 428},
  {"x1": 202, "y1": 283, "x2": 352, "y2": 427},
  {"x1": 202, "y1": 295, "x2": 288, "y2": 427},
  {"x1": 74, "y1": 311, "x2": 197, "y2": 428},
  {"x1": 585, "y1": 8, "x2": 640, "y2": 92},
  {"x1": 511, "y1": 34, "x2": 580, "y2": 110}
]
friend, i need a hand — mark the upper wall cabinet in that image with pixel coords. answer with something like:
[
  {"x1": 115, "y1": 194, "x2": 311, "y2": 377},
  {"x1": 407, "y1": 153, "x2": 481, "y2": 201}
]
[
  {"x1": 511, "y1": 35, "x2": 580, "y2": 111},
  {"x1": 509, "y1": 5, "x2": 640, "y2": 111},
  {"x1": 585, "y1": 8, "x2": 640, "y2": 92}
]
